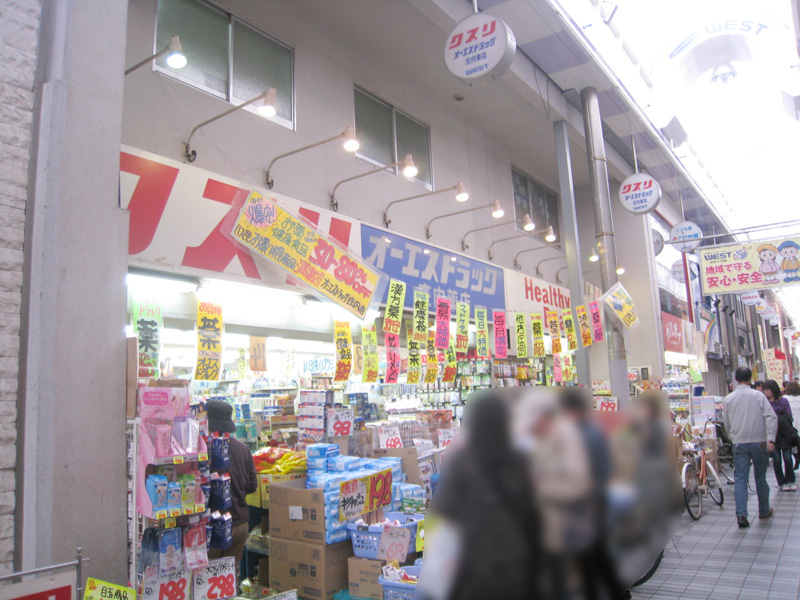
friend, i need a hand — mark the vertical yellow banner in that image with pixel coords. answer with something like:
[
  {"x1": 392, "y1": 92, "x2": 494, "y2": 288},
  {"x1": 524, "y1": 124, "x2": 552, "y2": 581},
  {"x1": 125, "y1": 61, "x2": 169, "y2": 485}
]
[
  {"x1": 361, "y1": 324, "x2": 378, "y2": 383},
  {"x1": 563, "y1": 308, "x2": 578, "y2": 351},
  {"x1": 334, "y1": 321, "x2": 352, "y2": 382},
  {"x1": 475, "y1": 307, "x2": 490, "y2": 359},
  {"x1": 425, "y1": 327, "x2": 439, "y2": 383},
  {"x1": 563, "y1": 354, "x2": 574, "y2": 381},
  {"x1": 406, "y1": 322, "x2": 421, "y2": 384},
  {"x1": 515, "y1": 312, "x2": 528, "y2": 358},
  {"x1": 413, "y1": 291, "x2": 429, "y2": 343},
  {"x1": 384, "y1": 279, "x2": 406, "y2": 335},
  {"x1": 531, "y1": 313, "x2": 545, "y2": 358},
  {"x1": 455, "y1": 302, "x2": 470, "y2": 352},
  {"x1": 442, "y1": 339, "x2": 457, "y2": 382},
  {"x1": 546, "y1": 309, "x2": 561, "y2": 354},
  {"x1": 575, "y1": 305, "x2": 593, "y2": 348},
  {"x1": 195, "y1": 301, "x2": 223, "y2": 381}
]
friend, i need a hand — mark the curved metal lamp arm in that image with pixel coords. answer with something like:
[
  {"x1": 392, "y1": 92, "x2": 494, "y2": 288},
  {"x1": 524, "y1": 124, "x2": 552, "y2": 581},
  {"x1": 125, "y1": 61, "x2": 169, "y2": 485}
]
[
  {"x1": 536, "y1": 254, "x2": 567, "y2": 278},
  {"x1": 425, "y1": 204, "x2": 486, "y2": 239},
  {"x1": 513, "y1": 243, "x2": 562, "y2": 270},
  {"x1": 383, "y1": 185, "x2": 456, "y2": 228},
  {"x1": 488, "y1": 234, "x2": 531, "y2": 260},
  {"x1": 264, "y1": 129, "x2": 349, "y2": 189},
  {"x1": 555, "y1": 266, "x2": 569, "y2": 284},
  {"x1": 461, "y1": 219, "x2": 519, "y2": 250}
]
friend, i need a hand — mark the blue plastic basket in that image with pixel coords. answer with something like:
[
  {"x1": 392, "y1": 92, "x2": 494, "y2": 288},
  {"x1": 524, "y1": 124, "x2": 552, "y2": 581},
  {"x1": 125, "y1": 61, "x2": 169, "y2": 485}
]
[
  {"x1": 379, "y1": 566, "x2": 421, "y2": 600},
  {"x1": 414, "y1": 557, "x2": 423, "y2": 566},
  {"x1": 346, "y1": 512, "x2": 422, "y2": 559}
]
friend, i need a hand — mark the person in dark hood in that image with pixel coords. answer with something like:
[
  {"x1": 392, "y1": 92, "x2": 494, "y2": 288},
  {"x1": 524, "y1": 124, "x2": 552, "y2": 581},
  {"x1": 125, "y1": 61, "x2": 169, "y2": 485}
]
[{"x1": 425, "y1": 390, "x2": 543, "y2": 600}]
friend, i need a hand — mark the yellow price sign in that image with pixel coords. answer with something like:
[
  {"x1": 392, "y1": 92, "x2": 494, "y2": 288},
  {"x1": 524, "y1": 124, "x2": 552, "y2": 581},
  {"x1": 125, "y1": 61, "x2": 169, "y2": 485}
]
[
  {"x1": 165, "y1": 517, "x2": 176, "y2": 528},
  {"x1": 198, "y1": 452, "x2": 208, "y2": 462},
  {"x1": 172, "y1": 455, "x2": 184, "y2": 465},
  {"x1": 84, "y1": 578, "x2": 136, "y2": 600}
]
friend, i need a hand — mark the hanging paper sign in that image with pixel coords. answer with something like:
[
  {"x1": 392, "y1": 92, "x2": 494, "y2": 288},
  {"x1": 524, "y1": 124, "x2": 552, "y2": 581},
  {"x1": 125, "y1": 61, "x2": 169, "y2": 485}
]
[
  {"x1": 741, "y1": 290, "x2": 761, "y2": 305},
  {"x1": 334, "y1": 321, "x2": 352, "y2": 382},
  {"x1": 515, "y1": 312, "x2": 528, "y2": 358},
  {"x1": 384, "y1": 279, "x2": 406, "y2": 335},
  {"x1": 783, "y1": 328, "x2": 797, "y2": 339},
  {"x1": 327, "y1": 409, "x2": 355, "y2": 437},
  {"x1": 232, "y1": 190, "x2": 382, "y2": 320},
  {"x1": 531, "y1": 313, "x2": 545, "y2": 357},
  {"x1": 193, "y1": 558, "x2": 237, "y2": 600},
  {"x1": 575, "y1": 306, "x2": 593, "y2": 348},
  {"x1": 249, "y1": 336, "x2": 267, "y2": 372},
  {"x1": 553, "y1": 354, "x2": 563, "y2": 383},
  {"x1": 698, "y1": 237, "x2": 800, "y2": 294},
  {"x1": 237, "y1": 348, "x2": 246, "y2": 380},
  {"x1": 563, "y1": 309, "x2": 578, "y2": 351},
  {"x1": 493, "y1": 310, "x2": 508, "y2": 358},
  {"x1": 385, "y1": 331, "x2": 401, "y2": 384},
  {"x1": 455, "y1": 302, "x2": 469, "y2": 352},
  {"x1": 339, "y1": 469, "x2": 393, "y2": 520},
  {"x1": 546, "y1": 310, "x2": 561, "y2": 354},
  {"x1": 85, "y1": 578, "x2": 136, "y2": 600},
  {"x1": 435, "y1": 297, "x2": 451, "y2": 349},
  {"x1": 141, "y1": 570, "x2": 191, "y2": 600},
  {"x1": 442, "y1": 340, "x2": 457, "y2": 382},
  {"x1": 413, "y1": 291, "x2": 429, "y2": 342},
  {"x1": 379, "y1": 426, "x2": 403, "y2": 449},
  {"x1": 670, "y1": 220, "x2": 703, "y2": 253},
  {"x1": 596, "y1": 396, "x2": 619, "y2": 412},
  {"x1": 377, "y1": 525, "x2": 412, "y2": 563},
  {"x1": 195, "y1": 301, "x2": 223, "y2": 381},
  {"x1": 425, "y1": 329, "x2": 439, "y2": 383},
  {"x1": 405, "y1": 322, "x2": 421, "y2": 384},
  {"x1": 763, "y1": 348, "x2": 784, "y2": 381},
  {"x1": 601, "y1": 282, "x2": 640, "y2": 329},
  {"x1": 589, "y1": 302, "x2": 605, "y2": 342},
  {"x1": 361, "y1": 325, "x2": 379, "y2": 383},
  {"x1": 438, "y1": 429, "x2": 457, "y2": 449},
  {"x1": 475, "y1": 307, "x2": 490, "y2": 358},
  {"x1": 618, "y1": 172, "x2": 661, "y2": 214},
  {"x1": 562, "y1": 354, "x2": 574, "y2": 381},
  {"x1": 133, "y1": 297, "x2": 162, "y2": 378}
]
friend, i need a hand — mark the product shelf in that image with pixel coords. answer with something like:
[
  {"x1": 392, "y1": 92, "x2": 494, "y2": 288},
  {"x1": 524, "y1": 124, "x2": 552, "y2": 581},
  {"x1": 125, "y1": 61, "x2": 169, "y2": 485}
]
[
  {"x1": 147, "y1": 502, "x2": 208, "y2": 522},
  {"x1": 152, "y1": 451, "x2": 209, "y2": 466}
]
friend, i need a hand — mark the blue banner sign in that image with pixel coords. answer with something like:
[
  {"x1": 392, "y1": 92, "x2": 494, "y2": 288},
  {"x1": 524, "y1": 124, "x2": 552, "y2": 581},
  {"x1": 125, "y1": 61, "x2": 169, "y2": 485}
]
[{"x1": 360, "y1": 225, "x2": 505, "y2": 312}]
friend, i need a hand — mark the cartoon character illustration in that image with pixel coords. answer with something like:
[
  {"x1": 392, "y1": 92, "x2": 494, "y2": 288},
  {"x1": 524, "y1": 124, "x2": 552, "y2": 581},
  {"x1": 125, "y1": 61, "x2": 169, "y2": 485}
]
[
  {"x1": 778, "y1": 240, "x2": 800, "y2": 282},
  {"x1": 758, "y1": 244, "x2": 780, "y2": 284}
]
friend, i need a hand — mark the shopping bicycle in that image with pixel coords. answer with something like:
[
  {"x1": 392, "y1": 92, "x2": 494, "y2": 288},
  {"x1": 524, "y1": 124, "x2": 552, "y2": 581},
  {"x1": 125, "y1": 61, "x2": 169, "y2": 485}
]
[{"x1": 681, "y1": 427, "x2": 724, "y2": 520}]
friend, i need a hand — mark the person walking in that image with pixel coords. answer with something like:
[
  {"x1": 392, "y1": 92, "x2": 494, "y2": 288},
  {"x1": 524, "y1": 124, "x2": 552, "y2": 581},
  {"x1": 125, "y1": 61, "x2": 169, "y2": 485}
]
[
  {"x1": 783, "y1": 381, "x2": 800, "y2": 470},
  {"x1": 764, "y1": 379, "x2": 798, "y2": 490},
  {"x1": 723, "y1": 367, "x2": 778, "y2": 528}
]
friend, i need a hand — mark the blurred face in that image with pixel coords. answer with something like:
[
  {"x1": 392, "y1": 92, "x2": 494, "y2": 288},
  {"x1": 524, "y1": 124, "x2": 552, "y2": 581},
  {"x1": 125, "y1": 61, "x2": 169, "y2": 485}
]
[
  {"x1": 765, "y1": 388, "x2": 774, "y2": 400},
  {"x1": 530, "y1": 413, "x2": 554, "y2": 438}
]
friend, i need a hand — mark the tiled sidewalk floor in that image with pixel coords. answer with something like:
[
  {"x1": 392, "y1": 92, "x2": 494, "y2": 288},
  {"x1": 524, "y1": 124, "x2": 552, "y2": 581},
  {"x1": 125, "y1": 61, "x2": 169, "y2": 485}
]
[{"x1": 632, "y1": 466, "x2": 800, "y2": 600}]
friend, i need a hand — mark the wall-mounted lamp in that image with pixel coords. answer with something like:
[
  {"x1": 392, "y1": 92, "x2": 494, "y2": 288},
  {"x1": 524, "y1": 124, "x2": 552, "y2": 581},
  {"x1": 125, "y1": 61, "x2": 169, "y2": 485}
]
[
  {"x1": 536, "y1": 254, "x2": 567, "y2": 278},
  {"x1": 488, "y1": 233, "x2": 533, "y2": 260},
  {"x1": 460, "y1": 213, "x2": 534, "y2": 250},
  {"x1": 544, "y1": 225, "x2": 557, "y2": 243},
  {"x1": 588, "y1": 248, "x2": 600, "y2": 263},
  {"x1": 556, "y1": 266, "x2": 569, "y2": 284},
  {"x1": 264, "y1": 127, "x2": 359, "y2": 189},
  {"x1": 330, "y1": 155, "x2": 416, "y2": 212},
  {"x1": 183, "y1": 89, "x2": 276, "y2": 162},
  {"x1": 513, "y1": 243, "x2": 563, "y2": 270},
  {"x1": 125, "y1": 35, "x2": 186, "y2": 75},
  {"x1": 382, "y1": 182, "x2": 468, "y2": 228},
  {"x1": 425, "y1": 200, "x2": 504, "y2": 239},
  {"x1": 616, "y1": 264, "x2": 625, "y2": 275}
]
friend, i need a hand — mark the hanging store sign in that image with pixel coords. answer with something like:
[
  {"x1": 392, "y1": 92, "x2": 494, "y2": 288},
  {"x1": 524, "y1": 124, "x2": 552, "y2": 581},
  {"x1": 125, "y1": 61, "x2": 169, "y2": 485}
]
[
  {"x1": 133, "y1": 297, "x2": 162, "y2": 378},
  {"x1": 405, "y1": 322, "x2": 421, "y2": 384},
  {"x1": 671, "y1": 260, "x2": 687, "y2": 283},
  {"x1": 435, "y1": 297, "x2": 451, "y2": 349},
  {"x1": 760, "y1": 307, "x2": 776, "y2": 320},
  {"x1": 698, "y1": 237, "x2": 800, "y2": 295},
  {"x1": 546, "y1": 310, "x2": 561, "y2": 354},
  {"x1": 618, "y1": 173, "x2": 661, "y2": 214},
  {"x1": 770, "y1": 316, "x2": 780, "y2": 326},
  {"x1": 362, "y1": 325, "x2": 378, "y2": 383},
  {"x1": 383, "y1": 279, "x2": 406, "y2": 335},
  {"x1": 514, "y1": 312, "x2": 528, "y2": 358},
  {"x1": 232, "y1": 190, "x2": 382, "y2": 320},
  {"x1": 504, "y1": 270, "x2": 571, "y2": 315},
  {"x1": 361, "y1": 225, "x2": 505, "y2": 312},
  {"x1": 741, "y1": 290, "x2": 761, "y2": 305},
  {"x1": 442, "y1": 341, "x2": 457, "y2": 383},
  {"x1": 575, "y1": 305, "x2": 593, "y2": 347},
  {"x1": 195, "y1": 300, "x2": 223, "y2": 381},
  {"x1": 652, "y1": 230, "x2": 665, "y2": 256},
  {"x1": 601, "y1": 282, "x2": 640, "y2": 330},
  {"x1": 553, "y1": 353, "x2": 563, "y2": 383},
  {"x1": 444, "y1": 13, "x2": 516, "y2": 82},
  {"x1": 670, "y1": 221, "x2": 703, "y2": 252},
  {"x1": 475, "y1": 307, "x2": 490, "y2": 359},
  {"x1": 763, "y1": 348, "x2": 784, "y2": 381},
  {"x1": 385, "y1": 331, "x2": 401, "y2": 384},
  {"x1": 563, "y1": 308, "x2": 578, "y2": 351},
  {"x1": 455, "y1": 302, "x2": 469, "y2": 352},
  {"x1": 783, "y1": 327, "x2": 796, "y2": 339},
  {"x1": 493, "y1": 310, "x2": 508, "y2": 358},
  {"x1": 589, "y1": 302, "x2": 605, "y2": 342},
  {"x1": 412, "y1": 291, "x2": 429, "y2": 342},
  {"x1": 662, "y1": 311, "x2": 694, "y2": 355},
  {"x1": 425, "y1": 330, "x2": 439, "y2": 383},
  {"x1": 249, "y1": 336, "x2": 266, "y2": 372},
  {"x1": 334, "y1": 321, "x2": 352, "y2": 382},
  {"x1": 531, "y1": 313, "x2": 546, "y2": 357}
]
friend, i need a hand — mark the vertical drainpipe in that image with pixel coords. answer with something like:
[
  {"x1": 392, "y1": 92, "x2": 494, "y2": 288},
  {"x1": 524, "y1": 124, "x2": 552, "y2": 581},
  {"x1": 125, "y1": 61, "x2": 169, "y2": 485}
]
[
  {"x1": 580, "y1": 88, "x2": 630, "y2": 405},
  {"x1": 750, "y1": 305, "x2": 763, "y2": 378}
]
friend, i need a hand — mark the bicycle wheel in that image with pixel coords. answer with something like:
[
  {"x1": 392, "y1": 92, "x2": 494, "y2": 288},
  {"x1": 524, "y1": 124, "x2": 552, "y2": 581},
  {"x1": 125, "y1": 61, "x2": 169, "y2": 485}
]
[
  {"x1": 684, "y1": 463, "x2": 703, "y2": 520},
  {"x1": 706, "y1": 462, "x2": 724, "y2": 506},
  {"x1": 632, "y1": 550, "x2": 664, "y2": 587}
]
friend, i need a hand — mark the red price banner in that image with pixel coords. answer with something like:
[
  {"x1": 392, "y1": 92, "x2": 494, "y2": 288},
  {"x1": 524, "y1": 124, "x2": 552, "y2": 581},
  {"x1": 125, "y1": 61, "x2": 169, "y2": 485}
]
[
  {"x1": 339, "y1": 469, "x2": 393, "y2": 520},
  {"x1": 193, "y1": 558, "x2": 236, "y2": 600},
  {"x1": 379, "y1": 426, "x2": 403, "y2": 449},
  {"x1": 327, "y1": 409, "x2": 354, "y2": 437},
  {"x1": 142, "y1": 571, "x2": 191, "y2": 600}
]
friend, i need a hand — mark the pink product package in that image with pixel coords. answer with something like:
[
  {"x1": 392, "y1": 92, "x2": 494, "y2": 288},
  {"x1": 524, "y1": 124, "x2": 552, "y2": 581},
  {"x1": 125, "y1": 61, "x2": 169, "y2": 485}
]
[{"x1": 139, "y1": 387, "x2": 191, "y2": 421}]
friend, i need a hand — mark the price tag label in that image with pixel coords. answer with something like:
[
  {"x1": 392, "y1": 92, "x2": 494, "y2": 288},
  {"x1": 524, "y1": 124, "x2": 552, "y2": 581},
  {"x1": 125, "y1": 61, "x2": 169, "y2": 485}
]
[
  {"x1": 169, "y1": 508, "x2": 181, "y2": 518},
  {"x1": 198, "y1": 452, "x2": 209, "y2": 462},
  {"x1": 172, "y1": 456, "x2": 184, "y2": 465},
  {"x1": 596, "y1": 396, "x2": 618, "y2": 412},
  {"x1": 340, "y1": 469, "x2": 392, "y2": 520},
  {"x1": 327, "y1": 409, "x2": 354, "y2": 437},
  {"x1": 141, "y1": 570, "x2": 191, "y2": 600},
  {"x1": 195, "y1": 503, "x2": 206, "y2": 514},
  {"x1": 165, "y1": 518, "x2": 177, "y2": 528},
  {"x1": 377, "y1": 525, "x2": 412, "y2": 562},
  {"x1": 193, "y1": 558, "x2": 236, "y2": 600},
  {"x1": 438, "y1": 429, "x2": 456, "y2": 449},
  {"x1": 155, "y1": 511, "x2": 168, "y2": 520},
  {"x1": 265, "y1": 592, "x2": 298, "y2": 600},
  {"x1": 184, "y1": 506, "x2": 195, "y2": 515},
  {"x1": 85, "y1": 578, "x2": 136, "y2": 600},
  {"x1": 379, "y1": 426, "x2": 403, "y2": 449}
]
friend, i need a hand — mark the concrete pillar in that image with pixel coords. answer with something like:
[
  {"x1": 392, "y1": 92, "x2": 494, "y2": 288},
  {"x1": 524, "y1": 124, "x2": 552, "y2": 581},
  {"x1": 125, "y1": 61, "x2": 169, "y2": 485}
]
[{"x1": 17, "y1": 0, "x2": 129, "y2": 584}]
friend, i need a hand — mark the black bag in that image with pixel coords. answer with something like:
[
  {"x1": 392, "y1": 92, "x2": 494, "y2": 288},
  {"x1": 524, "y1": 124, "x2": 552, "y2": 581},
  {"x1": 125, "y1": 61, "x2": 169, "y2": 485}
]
[{"x1": 776, "y1": 415, "x2": 799, "y2": 449}]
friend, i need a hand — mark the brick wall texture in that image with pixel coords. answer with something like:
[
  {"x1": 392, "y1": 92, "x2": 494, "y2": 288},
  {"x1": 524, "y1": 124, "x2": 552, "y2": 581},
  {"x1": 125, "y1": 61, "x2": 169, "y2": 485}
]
[{"x1": 0, "y1": 0, "x2": 42, "y2": 574}]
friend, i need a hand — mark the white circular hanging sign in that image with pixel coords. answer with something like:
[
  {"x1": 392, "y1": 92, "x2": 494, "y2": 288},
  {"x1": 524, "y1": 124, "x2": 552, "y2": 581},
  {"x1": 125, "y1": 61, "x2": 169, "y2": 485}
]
[
  {"x1": 652, "y1": 230, "x2": 665, "y2": 256},
  {"x1": 670, "y1": 221, "x2": 703, "y2": 252},
  {"x1": 618, "y1": 173, "x2": 662, "y2": 214},
  {"x1": 783, "y1": 328, "x2": 796, "y2": 339},
  {"x1": 740, "y1": 290, "x2": 761, "y2": 305},
  {"x1": 444, "y1": 13, "x2": 516, "y2": 82}
]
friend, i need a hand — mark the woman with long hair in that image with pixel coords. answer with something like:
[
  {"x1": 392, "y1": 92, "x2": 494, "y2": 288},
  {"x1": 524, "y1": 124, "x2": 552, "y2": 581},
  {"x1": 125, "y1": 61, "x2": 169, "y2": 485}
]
[{"x1": 764, "y1": 379, "x2": 798, "y2": 491}]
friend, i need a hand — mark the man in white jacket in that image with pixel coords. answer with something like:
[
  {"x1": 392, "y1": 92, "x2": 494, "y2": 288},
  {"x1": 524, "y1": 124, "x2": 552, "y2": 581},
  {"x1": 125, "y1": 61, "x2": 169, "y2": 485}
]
[{"x1": 723, "y1": 367, "x2": 778, "y2": 528}]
